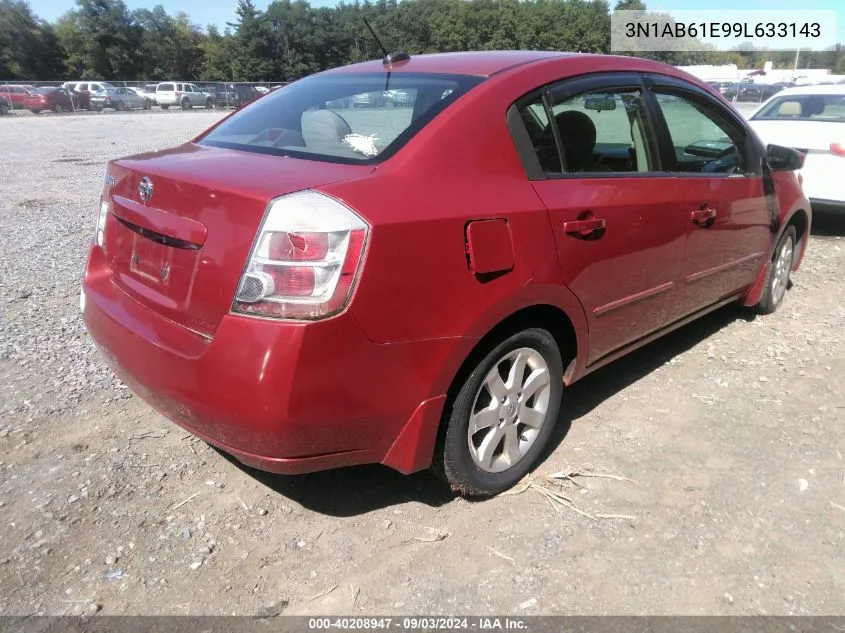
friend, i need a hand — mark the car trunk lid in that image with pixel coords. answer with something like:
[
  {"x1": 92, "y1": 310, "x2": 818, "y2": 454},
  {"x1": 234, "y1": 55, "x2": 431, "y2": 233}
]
[{"x1": 102, "y1": 143, "x2": 373, "y2": 337}]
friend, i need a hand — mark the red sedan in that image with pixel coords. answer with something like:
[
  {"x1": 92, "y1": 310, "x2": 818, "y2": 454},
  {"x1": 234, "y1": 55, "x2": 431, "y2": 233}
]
[
  {"x1": 24, "y1": 86, "x2": 91, "y2": 113},
  {"x1": 82, "y1": 52, "x2": 810, "y2": 495},
  {"x1": 0, "y1": 84, "x2": 32, "y2": 107}
]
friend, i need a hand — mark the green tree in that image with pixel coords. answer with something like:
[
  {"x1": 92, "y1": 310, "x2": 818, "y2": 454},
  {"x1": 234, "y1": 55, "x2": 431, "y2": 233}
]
[
  {"x1": 55, "y1": 0, "x2": 141, "y2": 79},
  {"x1": 0, "y1": 0, "x2": 64, "y2": 79},
  {"x1": 229, "y1": 0, "x2": 276, "y2": 81}
]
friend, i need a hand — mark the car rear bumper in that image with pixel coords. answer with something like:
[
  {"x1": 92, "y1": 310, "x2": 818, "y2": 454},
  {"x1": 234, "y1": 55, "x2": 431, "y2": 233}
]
[{"x1": 82, "y1": 246, "x2": 455, "y2": 474}]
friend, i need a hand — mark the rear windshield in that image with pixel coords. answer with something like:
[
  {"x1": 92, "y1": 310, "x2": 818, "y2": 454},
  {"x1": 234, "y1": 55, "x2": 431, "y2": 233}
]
[
  {"x1": 198, "y1": 72, "x2": 483, "y2": 164},
  {"x1": 158, "y1": 83, "x2": 174, "y2": 91},
  {"x1": 34, "y1": 87, "x2": 56, "y2": 94},
  {"x1": 752, "y1": 94, "x2": 845, "y2": 122}
]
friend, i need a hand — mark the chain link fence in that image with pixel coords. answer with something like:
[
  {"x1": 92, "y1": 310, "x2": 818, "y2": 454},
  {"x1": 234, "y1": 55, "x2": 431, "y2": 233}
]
[{"x1": 0, "y1": 80, "x2": 289, "y2": 115}]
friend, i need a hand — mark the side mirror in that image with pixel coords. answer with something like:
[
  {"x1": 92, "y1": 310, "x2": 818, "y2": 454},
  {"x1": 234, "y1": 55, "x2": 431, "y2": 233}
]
[{"x1": 767, "y1": 144, "x2": 805, "y2": 171}]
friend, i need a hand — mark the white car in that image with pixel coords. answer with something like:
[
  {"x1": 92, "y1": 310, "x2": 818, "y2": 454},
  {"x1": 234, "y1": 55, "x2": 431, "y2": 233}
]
[
  {"x1": 748, "y1": 84, "x2": 845, "y2": 211},
  {"x1": 155, "y1": 82, "x2": 214, "y2": 110}
]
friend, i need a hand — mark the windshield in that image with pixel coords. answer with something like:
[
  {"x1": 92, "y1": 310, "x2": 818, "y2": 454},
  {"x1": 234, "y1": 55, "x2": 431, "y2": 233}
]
[
  {"x1": 198, "y1": 72, "x2": 483, "y2": 164},
  {"x1": 752, "y1": 93, "x2": 845, "y2": 122},
  {"x1": 34, "y1": 88, "x2": 56, "y2": 94}
]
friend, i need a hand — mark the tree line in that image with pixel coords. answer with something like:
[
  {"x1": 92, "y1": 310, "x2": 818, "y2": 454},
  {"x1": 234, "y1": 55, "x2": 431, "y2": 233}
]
[{"x1": 1, "y1": 0, "x2": 842, "y2": 82}]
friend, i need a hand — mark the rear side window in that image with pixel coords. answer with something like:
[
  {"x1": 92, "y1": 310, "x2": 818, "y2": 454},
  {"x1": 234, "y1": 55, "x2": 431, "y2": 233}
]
[
  {"x1": 158, "y1": 83, "x2": 174, "y2": 92},
  {"x1": 752, "y1": 94, "x2": 845, "y2": 123},
  {"x1": 198, "y1": 72, "x2": 483, "y2": 164},
  {"x1": 517, "y1": 88, "x2": 654, "y2": 174}
]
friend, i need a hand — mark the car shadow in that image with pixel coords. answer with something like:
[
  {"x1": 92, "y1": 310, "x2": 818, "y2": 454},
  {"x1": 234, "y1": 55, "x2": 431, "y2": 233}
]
[
  {"x1": 218, "y1": 303, "x2": 754, "y2": 517},
  {"x1": 215, "y1": 449, "x2": 456, "y2": 516},
  {"x1": 538, "y1": 302, "x2": 753, "y2": 467},
  {"x1": 810, "y1": 207, "x2": 845, "y2": 236}
]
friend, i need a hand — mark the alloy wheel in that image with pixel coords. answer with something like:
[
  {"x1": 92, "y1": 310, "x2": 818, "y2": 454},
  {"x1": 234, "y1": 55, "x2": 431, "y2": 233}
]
[
  {"x1": 771, "y1": 238, "x2": 793, "y2": 306},
  {"x1": 467, "y1": 347, "x2": 552, "y2": 473}
]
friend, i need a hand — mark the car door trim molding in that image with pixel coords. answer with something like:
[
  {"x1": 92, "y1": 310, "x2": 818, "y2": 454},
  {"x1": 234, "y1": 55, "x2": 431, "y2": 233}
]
[
  {"x1": 684, "y1": 251, "x2": 764, "y2": 284},
  {"x1": 593, "y1": 281, "x2": 674, "y2": 317}
]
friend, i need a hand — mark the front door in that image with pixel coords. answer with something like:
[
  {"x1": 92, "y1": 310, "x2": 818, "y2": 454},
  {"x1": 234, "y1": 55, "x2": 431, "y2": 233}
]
[
  {"x1": 518, "y1": 74, "x2": 688, "y2": 364},
  {"x1": 646, "y1": 78, "x2": 772, "y2": 319}
]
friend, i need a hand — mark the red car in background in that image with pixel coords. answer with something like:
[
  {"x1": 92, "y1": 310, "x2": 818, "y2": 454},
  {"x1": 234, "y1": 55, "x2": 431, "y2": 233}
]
[
  {"x1": 0, "y1": 84, "x2": 32, "y2": 107},
  {"x1": 82, "y1": 52, "x2": 810, "y2": 496},
  {"x1": 24, "y1": 86, "x2": 91, "y2": 113}
]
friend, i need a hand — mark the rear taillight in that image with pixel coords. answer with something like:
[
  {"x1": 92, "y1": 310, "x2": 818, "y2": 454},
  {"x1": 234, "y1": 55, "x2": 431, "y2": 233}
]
[
  {"x1": 233, "y1": 190, "x2": 368, "y2": 320},
  {"x1": 96, "y1": 200, "x2": 109, "y2": 248},
  {"x1": 831, "y1": 143, "x2": 845, "y2": 157}
]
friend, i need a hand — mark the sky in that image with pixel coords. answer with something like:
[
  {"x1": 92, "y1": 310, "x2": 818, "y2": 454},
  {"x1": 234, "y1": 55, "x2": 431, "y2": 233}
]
[{"x1": 28, "y1": 0, "x2": 845, "y2": 40}]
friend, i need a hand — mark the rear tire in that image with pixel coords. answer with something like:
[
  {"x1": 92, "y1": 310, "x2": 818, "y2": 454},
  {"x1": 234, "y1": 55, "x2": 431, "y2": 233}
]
[
  {"x1": 757, "y1": 226, "x2": 796, "y2": 314},
  {"x1": 114, "y1": 101, "x2": 124, "y2": 111},
  {"x1": 434, "y1": 328, "x2": 563, "y2": 497}
]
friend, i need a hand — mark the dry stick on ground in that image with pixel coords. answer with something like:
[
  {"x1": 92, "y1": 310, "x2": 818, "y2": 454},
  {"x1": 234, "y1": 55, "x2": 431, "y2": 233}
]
[
  {"x1": 307, "y1": 584, "x2": 338, "y2": 602},
  {"x1": 412, "y1": 528, "x2": 449, "y2": 543},
  {"x1": 487, "y1": 547, "x2": 515, "y2": 563},
  {"x1": 172, "y1": 492, "x2": 200, "y2": 510},
  {"x1": 831, "y1": 501, "x2": 845, "y2": 513},
  {"x1": 547, "y1": 470, "x2": 638, "y2": 485},
  {"x1": 501, "y1": 470, "x2": 636, "y2": 521}
]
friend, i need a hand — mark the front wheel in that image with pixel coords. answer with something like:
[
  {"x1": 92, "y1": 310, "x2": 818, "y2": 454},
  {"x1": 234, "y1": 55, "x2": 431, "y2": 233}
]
[
  {"x1": 757, "y1": 225, "x2": 796, "y2": 314},
  {"x1": 434, "y1": 328, "x2": 563, "y2": 496},
  {"x1": 205, "y1": 98, "x2": 214, "y2": 109},
  {"x1": 53, "y1": 104, "x2": 63, "y2": 113},
  {"x1": 180, "y1": 98, "x2": 191, "y2": 111}
]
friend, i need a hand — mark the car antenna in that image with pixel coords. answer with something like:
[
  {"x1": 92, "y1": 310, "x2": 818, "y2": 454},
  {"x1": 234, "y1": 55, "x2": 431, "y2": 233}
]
[{"x1": 363, "y1": 17, "x2": 410, "y2": 90}]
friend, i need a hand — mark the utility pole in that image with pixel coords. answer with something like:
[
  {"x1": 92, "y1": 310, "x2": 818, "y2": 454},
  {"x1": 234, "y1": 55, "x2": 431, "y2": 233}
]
[{"x1": 792, "y1": 48, "x2": 800, "y2": 81}]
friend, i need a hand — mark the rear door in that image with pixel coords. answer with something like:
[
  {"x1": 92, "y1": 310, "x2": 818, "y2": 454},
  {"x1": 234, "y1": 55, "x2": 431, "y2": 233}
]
[
  {"x1": 645, "y1": 76, "x2": 771, "y2": 319},
  {"x1": 189, "y1": 85, "x2": 203, "y2": 106},
  {"x1": 517, "y1": 73, "x2": 688, "y2": 364}
]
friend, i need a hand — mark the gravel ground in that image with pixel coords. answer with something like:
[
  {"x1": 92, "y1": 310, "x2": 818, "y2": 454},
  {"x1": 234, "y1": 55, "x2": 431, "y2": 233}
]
[{"x1": 1, "y1": 108, "x2": 844, "y2": 617}]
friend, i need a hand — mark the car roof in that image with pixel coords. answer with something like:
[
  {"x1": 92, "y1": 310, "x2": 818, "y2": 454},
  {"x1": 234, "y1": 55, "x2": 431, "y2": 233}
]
[
  {"x1": 774, "y1": 84, "x2": 845, "y2": 97},
  {"x1": 325, "y1": 50, "x2": 577, "y2": 77}
]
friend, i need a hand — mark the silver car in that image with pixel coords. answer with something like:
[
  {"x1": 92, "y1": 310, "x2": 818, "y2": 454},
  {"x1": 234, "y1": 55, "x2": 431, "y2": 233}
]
[
  {"x1": 155, "y1": 82, "x2": 214, "y2": 110},
  {"x1": 91, "y1": 87, "x2": 149, "y2": 111}
]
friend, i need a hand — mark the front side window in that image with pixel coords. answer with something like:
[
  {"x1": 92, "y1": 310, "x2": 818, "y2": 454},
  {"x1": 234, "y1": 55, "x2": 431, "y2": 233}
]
[
  {"x1": 199, "y1": 72, "x2": 482, "y2": 164},
  {"x1": 653, "y1": 91, "x2": 744, "y2": 174},
  {"x1": 517, "y1": 87, "x2": 654, "y2": 174},
  {"x1": 752, "y1": 94, "x2": 845, "y2": 123}
]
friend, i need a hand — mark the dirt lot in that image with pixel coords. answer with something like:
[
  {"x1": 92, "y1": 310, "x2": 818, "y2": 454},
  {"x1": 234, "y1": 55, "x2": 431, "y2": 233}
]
[{"x1": 1, "y1": 109, "x2": 844, "y2": 617}]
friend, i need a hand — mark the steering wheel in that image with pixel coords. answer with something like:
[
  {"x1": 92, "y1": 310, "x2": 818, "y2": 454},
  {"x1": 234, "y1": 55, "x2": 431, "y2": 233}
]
[{"x1": 701, "y1": 146, "x2": 741, "y2": 174}]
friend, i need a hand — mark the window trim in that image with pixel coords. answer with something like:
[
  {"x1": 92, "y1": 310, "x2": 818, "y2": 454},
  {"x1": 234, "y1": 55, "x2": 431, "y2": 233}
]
[
  {"x1": 508, "y1": 72, "x2": 664, "y2": 181},
  {"x1": 642, "y1": 74, "x2": 764, "y2": 178}
]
